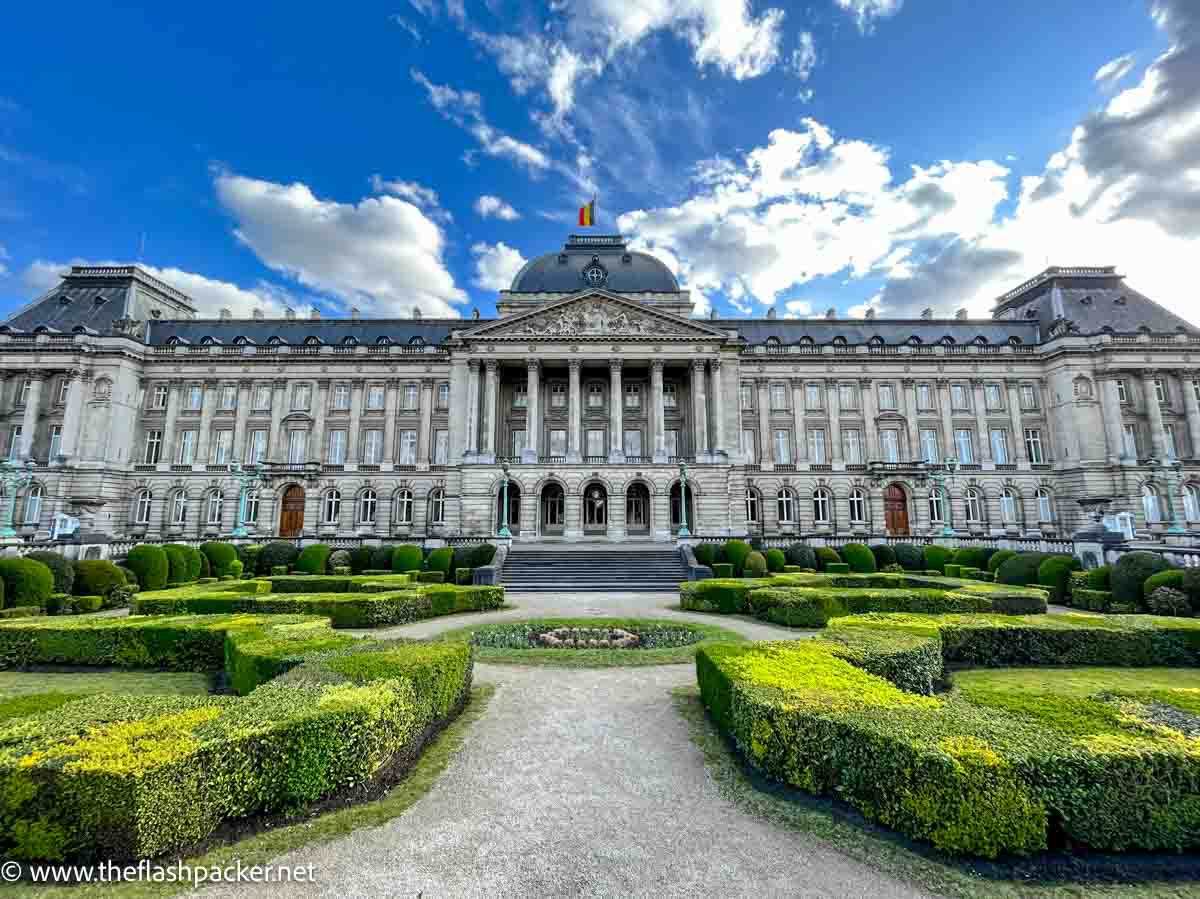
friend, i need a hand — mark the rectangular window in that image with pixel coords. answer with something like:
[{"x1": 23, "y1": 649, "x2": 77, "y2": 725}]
[
  {"x1": 551, "y1": 383, "x2": 567, "y2": 409},
  {"x1": 1018, "y1": 384, "x2": 1037, "y2": 409},
  {"x1": 253, "y1": 384, "x2": 272, "y2": 410},
  {"x1": 955, "y1": 428, "x2": 974, "y2": 463},
  {"x1": 774, "y1": 429, "x2": 792, "y2": 464},
  {"x1": 177, "y1": 430, "x2": 197, "y2": 464},
  {"x1": 665, "y1": 429, "x2": 679, "y2": 458},
  {"x1": 808, "y1": 428, "x2": 827, "y2": 464},
  {"x1": 1122, "y1": 423, "x2": 1138, "y2": 459},
  {"x1": 185, "y1": 384, "x2": 203, "y2": 411},
  {"x1": 398, "y1": 430, "x2": 418, "y2": 465},
  {"x1": 511, "y1": 429, "x2": 526, "y2": 457},
  {"x1": 985, "y1": 383, "x2": 1003, "y2": 410},
  {"x1": 741, "y1": 428, "x2": 757, "y2": 461},
  {"x1": 19, "y1": 379, "x2": 31, "y2": 406},
  {"x1": 587, "y1": 383, "x2": 604, "y2": 408},
  {"x1": 921, "y1": 428, "x2": 940, "y2": 464},
  {"x1": 917, "y1": 383, "x2": 933, "y2": 410},
  {"x1": 623, "y1": 429, "x2": 643, "y2": 457},
  {"x1": 247, "y1": 429, "x2": 268, "y2": 464},
  {"x1": 1193, "y1": 380, "x2": 1200, "y2": 404},
  {"x1": 362, "y1": 429, "x2": 383, "y2": 464},
  {"x1": 49, "y1": 424, "x2": 62, "y2": 460},
  {"x1": 880, "y1": 429, "x2": 901, "y2": 463},
  {"x1": 664, "y1": 383, "x2": 678, "y2": 410},
  {"x1": 152, "y1": 385, "x2": 169, "y2": 409},
  {"x1": 1025, "y1": 428, "x2": 1046, "y2": 464},
  {"x1": 212, "y1": 431, "x2": 232, "y2": 464},
  {"x1": 1154, "y1": 378, "x2": 1167, "y2": 404},
  {"x1": 57, "y1": 380, "x2": 70, "y2": 405},
  {"x1": 878, "y1": 383, "x2": 896, "y2": 411},
  {"x1": 740, "y1": 383, "x2": 754, "y2": 410},
  {"x1": 332, "y1": 384, "x2": 351, "y2": 410},
  {"x1": 403, "y1": 383, "x2": 419, "y2": 410},
  {"x1": 1165, "y1": 423, "x2": 1179, "y2": 460},
  {"x1": 287, "y1": 429, "x2": 308, "y2": 464},
  {"x1": 768, "y1": 384, "x2": 786, "y2": 410},
  {"x1": 839, "y1": 383, "x2": 858, "y2": 410},
  {"x1": 951, "y1": 384, "x2": 969, "y2": 410},
  {"x1": 990, "y1": 429, "x2": 1010, "y2": 464},
  {"x1": 805, "y1": 383, "x2": 822, "y2": 410},
  {"x1": 437, "y1": 383, "x2": 450, "y2": 409},
  {"x1": 6, "y1": 425, "x2": 20, "y2": 460},
  {"x1": 433, "y1": 429, "x2": 449, "y2": 465},
  {"x1": 624, "y1": 383, "x2": 641, "y2": 409},
  {"x1": 326, "y1": 429, "x2": 347, "y2": 464},
  {"x1": 291, "y1": 384, "x2": 311, "y2": 410},
  {"x1": 143, "y1": 430, "x2": 163, "y2": 464},
  {"x1": 843, "y1": 429, "x2": 863, "y2": 464},
  {"x1": 219, "y1": 385, "x2": 237, "y2": 411},
  {"x1": 549, "y1": 429, "x2": 567, "y2": 457},
  {"x1": 366, "y1": 384, "x2": 386, "y2": 410},
  {"x1": 1115, "y1": 380, "x2": 1128, "y2": 404},
  {"x1": 513, "y1": 382, "x2": 528, "y2": 408},
  {"x1": 586, "y1": 429, "x2": 605, "y2": 457}
]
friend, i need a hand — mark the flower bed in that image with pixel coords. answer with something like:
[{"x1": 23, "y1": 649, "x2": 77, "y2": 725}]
[
  {"x1": 0, "y1": 613, "x2": 473, "y2": 863},
  {"x1": 696, "y1": 611, "x2": 1200, "y2": 858}
]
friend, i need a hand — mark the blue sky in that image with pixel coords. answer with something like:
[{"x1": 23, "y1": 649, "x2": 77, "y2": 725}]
[{"x1": 1, "y1": 0, "x2": 1195, "y2": 323}]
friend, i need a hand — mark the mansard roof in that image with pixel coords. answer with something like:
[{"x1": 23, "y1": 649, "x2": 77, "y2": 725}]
[
  {"x1": 143, "y1": 318, "x2": 487, "y2": 346},
  {"x1": 509, "y1": 234, "x2": 680, "y2": 293},
  {"x1": 733, "y1": 318, "x2": 1039, "y2": 345}
]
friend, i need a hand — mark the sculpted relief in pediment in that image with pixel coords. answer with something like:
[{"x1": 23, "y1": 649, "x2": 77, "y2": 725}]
[{"x1": 491, "y1": 298, "x2": 695, "y2": 338}]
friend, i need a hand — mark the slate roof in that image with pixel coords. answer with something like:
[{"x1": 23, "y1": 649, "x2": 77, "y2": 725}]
[
  {"x1": 143, "y1": 318, "x2": 487, "y2": 346},
  {"x1": 730, "y1": 319, "x2": 1040, "y2": 345},
  {"x1": 996, "y1": 271, "x2": 1196, "y2": 335},
  {"x1": 3, "y1": 282, "x2": 132, "y2": 333},
  {"x1": 510, "y1": 234, "x2": 680, "y2": 293}
]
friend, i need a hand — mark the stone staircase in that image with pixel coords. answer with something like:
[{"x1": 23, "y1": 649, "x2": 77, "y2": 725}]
[{"x1": 501, "y1": 544, "x2": 686, "y2": 592}]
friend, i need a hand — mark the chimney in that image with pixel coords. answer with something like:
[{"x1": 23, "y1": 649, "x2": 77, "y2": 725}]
[
  {"x1": 472, "y1": 307, "x2": 480, "y2": 320},
  {"x1": 285, "y1": 307, "x2": 296, "y2": 321},
  {"x1": 864, "y1": 308, "x2": 876, "y2": 320},
  {"x1": 310, "y1": 308, "x2": 321, "y2": 320},
  {"x1": 955, "y1": 308, "x2": 968, "y2": 320},
  {"x1": 350, "y1": 306, "x2": 360, "y2": 320},
  {"x1": 218, "y1": 308, "x2": 231, "y2": 320},
  {"x1": 825, "y1": 308, "x2": 836, "y2": 320},
  {"x1": 709, "y1": 309, "x2": 718, "y2": 319},
  {"x1": 412, "y1": 306, "x2": 422, "y2": 320},
  {"x1": 251, "y1": 308, "x2": 264, "y2": 321},
  {"x1": 921, "y1": 308, "x2": 933, "y2": 320},
  {"x1": 766, "y1": 307, "x2": 777, "y2": 320}
]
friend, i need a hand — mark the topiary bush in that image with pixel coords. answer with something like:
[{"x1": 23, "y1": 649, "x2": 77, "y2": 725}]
[
  {"x1": 0, "y1": 558, "x2": 49, "y2": 609},
  {"x1": 349, "y1": 546, "x2": 373, "y2": 574},
  {"x1": 235, "y1": 543, "x2": 262, "y2": 574},
  {"x1": 1036, "y1": 554, "x2": 1082, "y2": 604},
  {"x1": 116, "y1": 566, "x2": 139, "y2": 591},
  {"x1": 952, "y1": 547, "x2": 996, "y2": 571},
  {"x1": 724, "y1": 540, "x2": 752, "y2": 576},
  {"x1": 841, "y1": 543, "x2": 877, "y2": 574},
  {"x1": 392, "y1": 544, "x2": 423, "y2": 573},
  {"x1": 370, "y1": 544, "x2": 396, "y2": 570},
  {"x1": 162, "y1": 544, "x2": 193, "y2": 585},
  {"x1": 125, "y1": 545, "x2": 168, "y2": 591},
  {"x1": 923, "y1": 545, "x2": 953, "y2": 574},
  {"x1": 327, "y1": 549, "x2": 352, "y2": 573},
  {"x1": 1111, "y1": 551, "x2": 1172, "y2": 608},
  {"x1": 426, "y1": 548, "x2": 454, "y2": 577},
  {"x1": 257, "y1": 541, "x2": 300, "y2": 575},
  {"x1": 24, "y1": 552, "x2": 74, "y2": 595},
  {"x1": 1147, "y1": 586, "x2": 1192, "y2": 617},
  {"x1": 893, "y1": 543, "x2": 925, "y2": 571},
  {"x1": 815, "y1": 546, "x2": 842, "y2": 571},
  {"x1": 825, "y1": 562, "x2": 851, "y2": 574},
  {"x1": 1143, "y1": 569, "x2": 1185, "y2": 600},
  {"x1": 743, "y1": 551, "x2": 768, "y2": 578},
  {"x1": 198, "y1": 552, "x2": 211, "y2": 579},
  {"x1": 72, "y1": 560, "x2": 127, "y2": 598},
  {"x1": 765, "y1": 548, "x2": 786, "y2": 573},
  {"x1": 988, "y1": 549, "x2": 1017, "y2": 573},
  {"x1": 417, "y1": 571, "x2": 446, "y2": 584},
  {"x1": 1086, "y1": 565, "x2": 1112, "y2": 589},
  {"x1": 694, "y1": 544, "x2": 717, "y2": 567},
  {"x1": 786, "y1": 543, "x2": 817, "y2": 570},
  {"x1": 996, "y1": 552, "x2": 1051, "y2": 587},
  {"x1": 870, "y1": 544, "x2": 897, "y2": 568},
  {"x1": 199, "y1": 542, "x2": 238, "y2": 578},
  {"x1": 712, "y1": 563, "x2": 733, "y2": 578},
  {"x1": 295, "y1": 544, "x2": 332, "y2": 575},
  {"x1": 456, "y1": 568, "x2": 472, "y2": 585},
  {"x1": 472, "y1": 543, "x2": 497, "y2": 567},
  {"x1": 184, "y1": 546, "x2": 204, "y2": 582}
]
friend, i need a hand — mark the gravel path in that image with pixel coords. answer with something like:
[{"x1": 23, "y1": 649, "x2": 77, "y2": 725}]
[{"x1": 200, "y1": 662, "x2": 931, "y2": 899}]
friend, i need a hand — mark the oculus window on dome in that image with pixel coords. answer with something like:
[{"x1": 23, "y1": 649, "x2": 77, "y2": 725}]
[{"x1": 583, "y1": 258, "x2": 608, "y2": 289}]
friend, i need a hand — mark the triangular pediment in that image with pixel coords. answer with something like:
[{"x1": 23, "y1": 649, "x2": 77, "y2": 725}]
[{"x1": 462, "y1": 290, "x2": 729, "y2": 341}]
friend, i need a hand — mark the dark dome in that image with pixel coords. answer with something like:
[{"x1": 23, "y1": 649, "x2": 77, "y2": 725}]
[{"x1": 510, "y1": 235, "x2": 680, "y2": 293}]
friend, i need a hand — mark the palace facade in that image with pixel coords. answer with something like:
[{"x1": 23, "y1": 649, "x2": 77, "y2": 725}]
[{"x1": 2, "y1": 234, "x2": 1199, "y2": 544}]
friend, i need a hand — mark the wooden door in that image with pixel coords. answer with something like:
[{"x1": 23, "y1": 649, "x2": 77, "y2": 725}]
[
  {"x1": 884, "y1": 485, "x2": 909, "y2": 535},
  {"x1": 280, "y1": 485, "x2": 305, "y2": 537}
]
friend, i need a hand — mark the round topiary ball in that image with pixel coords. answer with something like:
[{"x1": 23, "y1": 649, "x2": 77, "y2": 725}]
[
  {"x1": 257, "y1": 541, "x2": 301, "y2": 574},
  {"x1": 24, "y1": 551, "x2": 74, "y2": 595},
  {"x1": 724, "y1": 540, "x2": 752, "y2": 576},
  {"x1": 785, "y1": 543, "x2": 817, "y2": 570},
  {"x1": 841, "y1": 543, "x2": 877, "y2": 574},
  {"x1": 893, "y1": 543, "x2": 924, "y2": 571},
  {"x1": 72, "y1": 560, "x2": 127, "y2": 597},
  {"x1": 200, "y1": 541, "x2": 238, "y2": 578},
  {"x1": 125, "y1": 544, "x2": 169, "y2": 591},
  {"x1": 0, "y1": 557, "x2": 52, "y2": 608},
  {"x1": 765, "y1": 548, "x2": 786, "y2": 572},
  {"x1": 743, "y1": 551, "x2": 768, "y2": 577},
  {"x1": 391, "y1": 544, "x2": 423, "y2": 573},
  {"x1": 869, "y1": 544, "x2": 897, "y2": 568},
  {"x1": 1111, "y1": 551, "x2": 1172, "y2": 608}
]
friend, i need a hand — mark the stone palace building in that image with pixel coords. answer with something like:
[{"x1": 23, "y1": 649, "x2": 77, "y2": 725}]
[{"x1": 1, "y1": 234, "x2": 1199, "y2": 544}]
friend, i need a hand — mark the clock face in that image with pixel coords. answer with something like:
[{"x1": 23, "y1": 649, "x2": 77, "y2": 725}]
[{"x1": 583, "y1": 264, "x2": 607, "y2": 287}]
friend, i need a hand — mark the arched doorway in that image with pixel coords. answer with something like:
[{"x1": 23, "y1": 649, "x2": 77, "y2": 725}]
[
  {"x1": 669, "y1": 482, "x2": 694, "y2": 534},
  {"x1": 625, "y1": 483, "x2": 651, "y2": 536},
  {"x1": 582, "y1": 482, "x2": 608, "y2": 535},
  {"x1": 280, "y1": 485, "x2": 305, "y2": 537},
  {"x1": 540, "y1": 483, "x2": 565, "y2": 536},
  {"x1": 884, "y1": 484, "x2": 909, "y2": 536},
  {"x1": 496, "y1": 482, "x2": 521, "y2": 536}
]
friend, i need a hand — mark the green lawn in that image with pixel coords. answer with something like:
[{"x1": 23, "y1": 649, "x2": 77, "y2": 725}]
[
  {"x1": 951, "y1": 666, "x2": 1200, "y2": 696},
  {"x1": 0, "y1": 669, "x2": 215, "y2": 697}
]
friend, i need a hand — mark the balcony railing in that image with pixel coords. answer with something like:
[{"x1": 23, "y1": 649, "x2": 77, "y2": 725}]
[{"x1": 583, "y1": 455, "x2": 606, "y2": 464}]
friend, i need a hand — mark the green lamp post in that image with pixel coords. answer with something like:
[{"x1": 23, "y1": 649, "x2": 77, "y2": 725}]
[
  {"x1": 677, "y1": 461, "x2": 691, "y2": 538},
  {"x1": 0, "y1": 459, "x2": 36, "y2": 539},
  {"x1": 498, "y1": 463, "x2": 512, "y2": 538},
  {"x1": 230, "y1": 462, "x2": 264, "y2": 538},
  {"x1": 926, "y1": 457, "x2": 958, "y2": 537}
]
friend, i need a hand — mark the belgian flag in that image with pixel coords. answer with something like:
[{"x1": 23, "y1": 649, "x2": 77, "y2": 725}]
[{"x1": 578, "y1": 197, "x2": 595, "y2": 227}]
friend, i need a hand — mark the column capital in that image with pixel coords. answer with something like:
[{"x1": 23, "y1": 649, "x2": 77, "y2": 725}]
[
  {"x1": 25, "y1": 371, "x2": 48, "y2": 382},
  {"x1": 651, "y1": 359, "x2": 665, "y2": 374},
  {"x1": 273, "y1": 379, "x2": 289, "y2": 390},
  {"x1": 569, "y1": 359, "x2": 583, "y2": 372},
  {"x1": 237, "y1": 379, "x2": 253, "y2": 390},
  {"x1": 609, "y1": 359, "x2": 623, "y2": 373},
  {"x1": 690, "y1": 358, "x2": 706, "y2": 373},
  {"x1": 755, "y1": 376, "x2": 771, "y2": 387},
  {"x1": 970, "y1": 378, "x2": 985, "y2": 389},
  {"x1": 790, "y1": 376, "x2": 804, "y2": 388},
  {"x1": 901, "y1": 378, "x2": 915, "y2": 388},
  {"x1": 421, "y1": 377, "x2": 435, "y2": 388},
  {"x1": 203, "y1": 379, "x2": 219, "y2": 389},
  {"x1": 468, "y1": 357, "x2": 481, "y2": 371},
  {"x1": 709, "y1": 358, "x2": 721, "y2": 372},
  {"x1": 859, "y1": 377, "x2": 874, "y2": 388},
  {"x1": 485, "y1": 359, "x2": 500, "y2": 373},
  {"x1": 317, "y1": 379, "x2": 332, "y2": 389},
  {"x1": 526, "y1": 359, "x2": 541, "y2": 374}
]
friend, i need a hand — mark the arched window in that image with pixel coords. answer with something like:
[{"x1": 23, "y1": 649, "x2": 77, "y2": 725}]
[
  {"x1": 341, "y1": 336, "x2": 359, "y2": 346},
  {"x1": 907, "y1": 335, "x2": 922, "y2": 345},
  {"x1": 267, "y1": 336, "x2": 285, "y2": 346},
  {"x1": 1000, "y1": 488, "x2": 1018, "y2": 526},
  {"x1": 376, "y1": 336, "x2": 392, "y2": 346},
  {"x1": 409, "y1": 336, "x2": 425, "y2": 346},
  {"x1": 359, "y1": 489, "x2": 377, "y2": 525},
  {"x1": 1008, "y1": 336, "x2": 1022, "y2": 345},
  {"x1": 134, "y1": 489, "x2": 153, "y2": 525},
  {"x1": 765, "y1": 336, "x2": 781, "y2": 348},
  {"x1": 928, "y1": 488, "x2": 946, "y2": 523},
  {"x1": 831, "y1": 336, "x2": 847, "y2": 347},
  {"x1": 22, "y1": 486, "x2": 42, "y2": 525},
  {"x1": 1142, "y1": 485, "x2": 1162, "y2": 523},
  {"x1": 429, "y1": 488, "x2": 446, "y2": 525},
  {"x1": 848, "y1": 488, "x2": 867, "y2": 523},
  {"x1": 200, "y1": 336, "x2": 216, "y2": 345},
  {"x1": 206, "y1": 490, "x2": 224, "y2": 527},
  {"x1": 776, "y1": 488, "x2": 796, "y2": 524},
  {"x1": 1185, "y1": 484, "x2": 1200, "y2": 522},
  {"x1": 744, "y1": 488, "x2": 760, "y2": 523},
  {"x1": 170, "y1": 490, "x2": 188, "y2": 526},
  {"x1": 939, "y1": 336, "x2": 955, "y2": 346},
  {"x1": 322, "y1": 489, "x2": 341, "y2": 525},
  {"x1": 166, "y1": 336, "x2": 181, "y2": 346},
  {"x1": 973, "y1": 336, "x2": 989, "y2": 346},
  {"x1": 868, "y1": 336, "x2": 884, "y2": 347},
  {"x1": 395, "y1": 489, "x2": 414, "y2": 524},
  {"x1": 965, "y1": 488, "x2": 983, "y2": 523},
  {"x1": 1036, "y1": 488, "x2": 1055, "y2": 523},
  {"x1": 812, "y1": 488, "x2": 831, "y2": 524},
  {"x1": 233, "y1": 336, "x2": 250, "y2": 346},
  {"x1": 304, "y1": 336, "x2": 322, "y2": 346}
]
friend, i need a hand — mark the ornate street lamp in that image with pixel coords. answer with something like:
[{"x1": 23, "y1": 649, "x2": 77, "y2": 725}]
[
  {"x1": 498, "y1": 463, "x2": 512, "y2": 538},
  {"x1": 230, "y1": 462, "x2": 264, "y2": 538},
  {"x1": 0, "y1": 459, "x2": 36, "y2": 539},
  {"x1": 926, "y1": 456, "x2": 958, "y2": 537},
  {"x1": 677, "y1": 461, "x2": 691, "y2": 538}
]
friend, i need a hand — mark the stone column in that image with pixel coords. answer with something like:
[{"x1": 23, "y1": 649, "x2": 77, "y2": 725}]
[
  {"x1": 791, "y1": 378, "x2": 806, "y2": 463},
  {"x1": 58, "y1": 369, "x2": 86, "y2": 462},
  {"x1": 861, "y1": 379, "x2": 878, "y2": 462},
  {"x1": 465, "y1": 360, "x2": 481, "y2": 456},
  {"x1": 972, "y1": 380, "x2": 991, "y2": 463},
  {"x1": 756, "y1": 378, "x2": 772, "y2": 466},
  {"x1": 524, "y1": 360, "x2": 541, "y2": 462},
  {"x1": 347, "y1": 381, "x2": 364, "y2": 465},
  {"x1": 1181, "y1": 371, "x2": 1200, "y2": 459},
  {"x1": 709, "y1": 359, "x2": 725, "y2": 455},
  {"x1": 1144, "y1": 370, "x2": 1168, "y2": 458},
  {"x1": 609, "y1": 360, "x2": 624, "y2": 462},
  {"x1": 383, "y1": 379, "x2": 399, "y2": 466},
  {"x1": 938, "y1": 380, "x2": 955, "y2": 460},
  {"x1": 901, "y1": 379, "x2": 919, "y2": 461},
  {"x1": 195, "y1": 380, "x2": 216, "y2": 464},
  {"x1": 1003, "y1": 376, "x2": 1032, "y2": 463},
  {"x1": 567, "y1": 360, "x2": 582, "y2": 462},
  {"x1": 1098, "y1": 376, "x2": 1123, "y2": 463},
  {"x1": 232, "y1": 380, "x2": 251, "y2": 462},
  {"x1": 312, "y1": 380, "x2": 330, "y2": 464},
  {"x1": 691, "y1": 360, "x2": 708, "y2": 458},
  {"x1": 652, "y1": 360, "x2": 667, "y2": 463},
  {"x1": 828, "y1": 379, "x2": 843, "y2": 467},
  {"x1": 269, "y1": 380, "x2": 287, "y2": 462},
  {"x1": 18, "y1": 373, "x2": 44, "y2": 459},
  {"x1": 161, "y1": 381, "x2": 181, "y2": 468},
  {"x1": 416, "y1": 378, "x2": 433, "y2": 468},
  {"x1": 482, "y1": 361, "x2": 498, "y2": 460}
]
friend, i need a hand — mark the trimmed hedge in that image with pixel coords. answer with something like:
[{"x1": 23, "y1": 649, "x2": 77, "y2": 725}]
[
  {"x1": 841, "y1": 543, "x2": 876, "y2": 574},
  {"x1": 988, "y1": 549, "x2": 1017, "y2": 573},
  {"x1": 295, "y1": 543, "x2": 332, "y2": 575},
  {"x1": 455, "y1": 567, "x2": 472, "y2": 585},
  {"x1": 815, "y1": 546, "x2": 842, "y2": 571},
  {"x1": 392, "y1": 544, "x2": 423, "y2": 573},
  {"x1": 370, "y1": 544, "x2": 395, "y2": 571},
  {"x1": 1036, "y1": 554, "x2": 1081, "y2": 604},
  {"x1": 349, "y1": 545, "x2": 373, "y2": 574},
  {"x1": 786, "y1": 543, "x2": 817, "y2": 570},
  {"x1": 724, "y1": 540, "x2": 752, "y2": 576},
  {"x1": 426, "y1": 547, "x2": 454, "y2": 577},
  {"x1": 1112, "y1": 551, "x2": 1172, "y2": 607},
  {"x1": 1087, "y1": 565, "x2": 1112, "y2": 589},
  {"x1": 200, "y1": 542, "x2": 238, "y2": 578},
  {"x1": 743, "y1": 551, "x2": 768, "y2": 578},
  {"x1": 261, "y1": 574, "x2": 413, "y2": 593},
  {"x1": 1143, "y1": 568, "x2": 1185, "y2": 599},
  {"x1": 1072, "y1": 587, "x2": 1114, "y2": 612},
  {"x1": 869, "y1": 544, "x2": 897, "y2": 568},
  {"x1": 162, "y1": 544, "x2": 193, "y2": 585},
  {"x1": 126, "y1": 545, "x2": 169, "y2": 591},
  {"x1": 996, "y1": 552, "x2": 1051, "y2": 586},
  {"x1": 893, "y1": 543, "x2": 924, "y2": 571},
  {"x1": 0, "y1": 558, "x2": 49, "y2": 609},
  {"x1": 951, "y1": 547, "x2": 996, "y2": 571},
  {"x1": 72, "y1": 560, "x2": 127, "y2": 598},
  {"x1": 24, "y1": 552, "x2": 74, "y2": 595},
  {"x1": 712, "y1": 563, "x2": 733, "y2": 578},
  {"x1": 257, "y1": 541, "x2": 300, "y2": 575},
  {"x1": 923, "y1": 545, "x2": 953, "y2": 574},
  {"x1": 417, "y1": 571, "x2": 446, "y2": 584},
  {"x1": 765, "y1": 548, "x2": 786, "y2": 573},
  {"x1": 472, "y1": 543, "x2": 497, "y2": 567},
  {"x1": 694, "y1": 544, "x2": 717, "y2": 567}
]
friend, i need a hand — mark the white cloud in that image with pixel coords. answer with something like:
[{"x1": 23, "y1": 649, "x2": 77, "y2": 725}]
[
  {"x1": 471, "y1": 241, "x2": 527, "y2": 291},
  {"x1": 388, "y1": 14, "x2": 422, "y2": 41},
  {"x1": 1094, "y1": 53, "x2": 1136, "y2": 89},
  {"x1": 474, "y1": 195, "x2": 521, "y2": 220},
  {"x1": 214, "y1": 170, "x2": 465, "y2": 317},
  {"x1": 369, "y1": 175, "x2": 443, "y2": 211},
  {"x1": 790, "y1": 32, "x2": 817, "y2": 81},
  {"x1": 835, "y1": 0, "x2": 904, "y2": 33},
  {"x1": 0, "y1": 244, "x2": 7, "y2": 278},
  {"x1": 783, "y1": 299, "x2": 812, "y2": 318}
]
